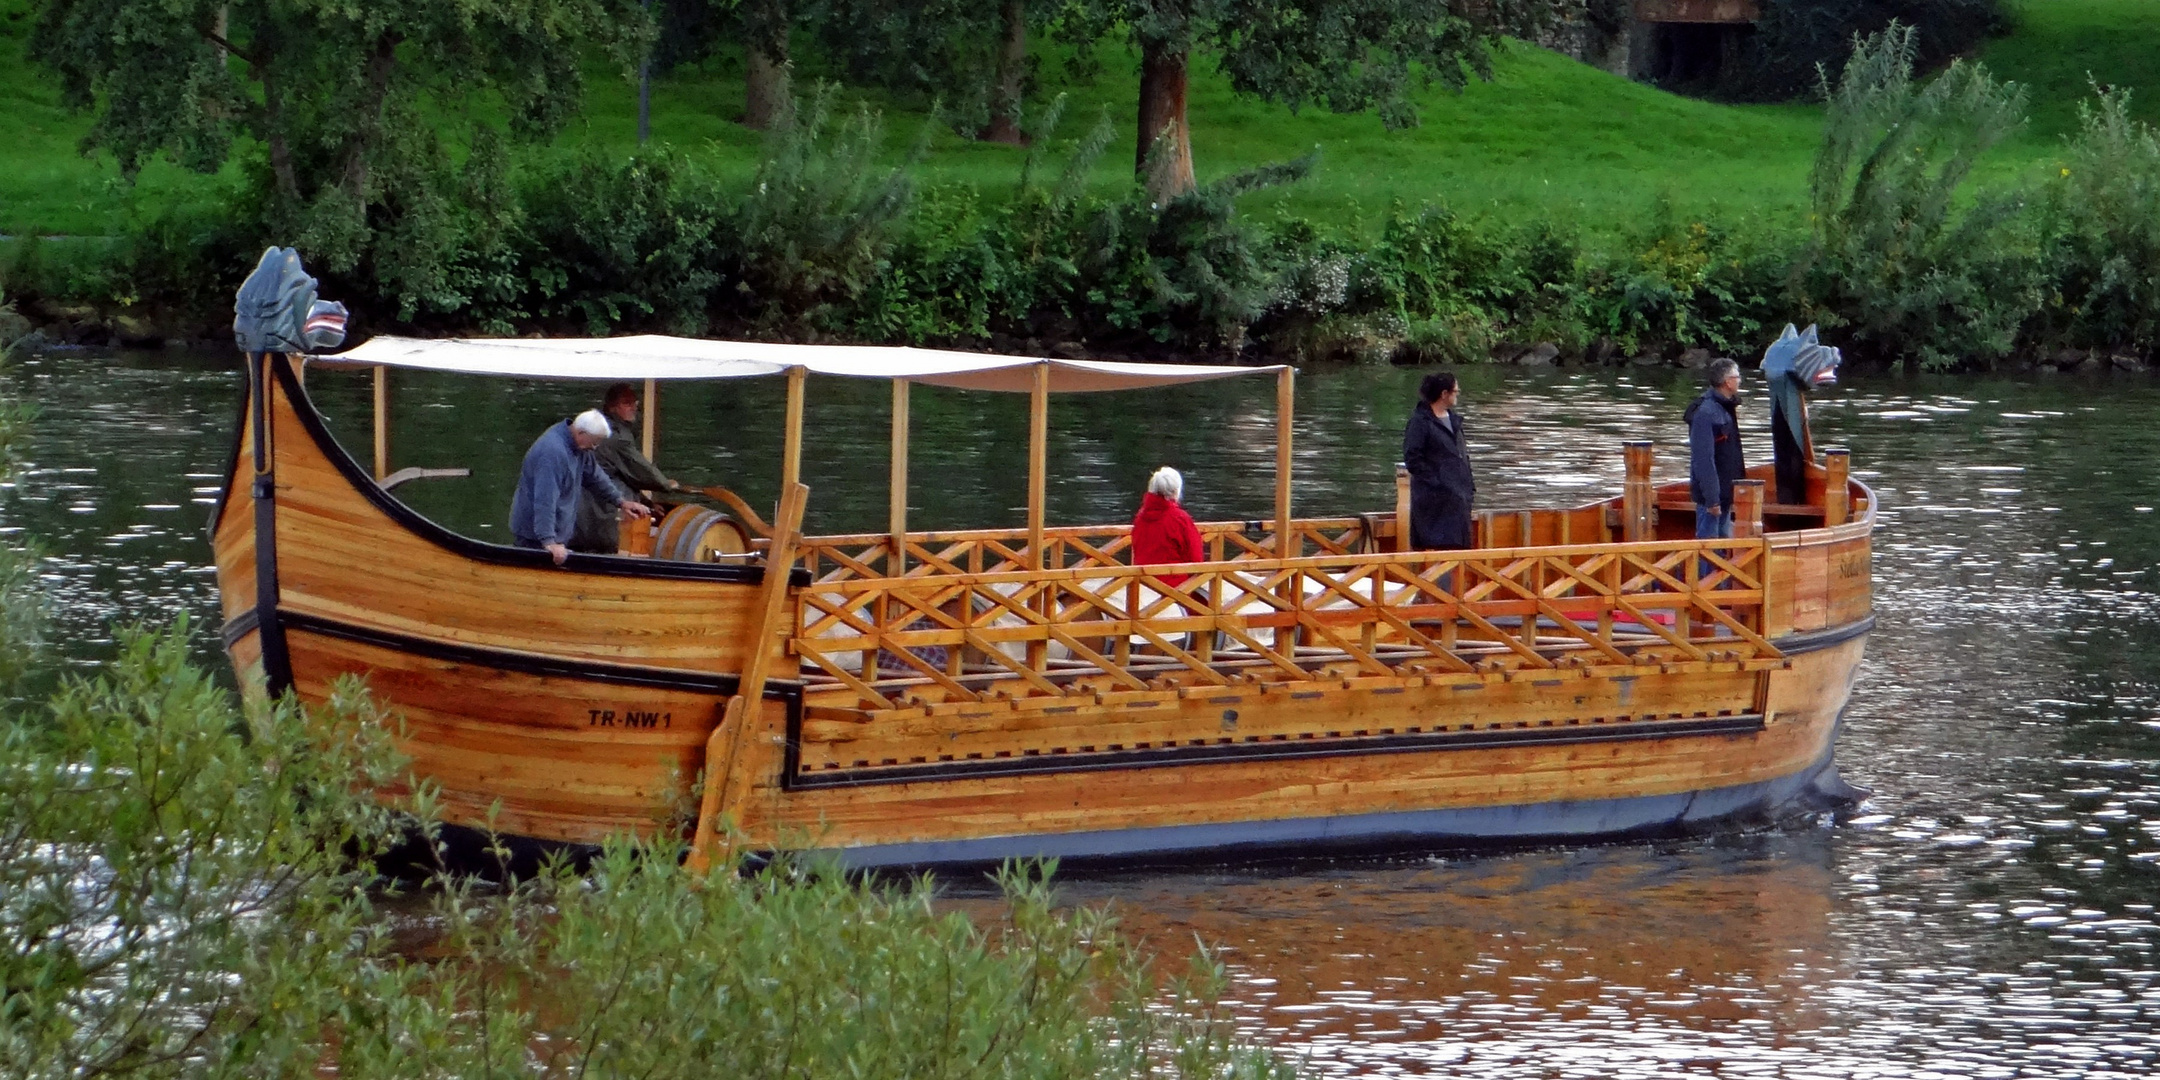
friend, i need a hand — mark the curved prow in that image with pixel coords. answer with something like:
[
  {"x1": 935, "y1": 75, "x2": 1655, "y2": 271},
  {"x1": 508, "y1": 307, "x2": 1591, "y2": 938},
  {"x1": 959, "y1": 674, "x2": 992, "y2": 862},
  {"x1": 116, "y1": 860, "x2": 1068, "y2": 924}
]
[{"x1": 212, "y1": 353, "x2": 805, "y2": 843}]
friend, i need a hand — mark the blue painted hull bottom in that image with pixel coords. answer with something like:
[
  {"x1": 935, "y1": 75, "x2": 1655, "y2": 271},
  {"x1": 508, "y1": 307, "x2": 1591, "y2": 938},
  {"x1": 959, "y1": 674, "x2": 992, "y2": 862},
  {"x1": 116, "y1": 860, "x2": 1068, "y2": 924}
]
[{"x1": 827, "y1": 736, "x2": 1864, "y2": 871}]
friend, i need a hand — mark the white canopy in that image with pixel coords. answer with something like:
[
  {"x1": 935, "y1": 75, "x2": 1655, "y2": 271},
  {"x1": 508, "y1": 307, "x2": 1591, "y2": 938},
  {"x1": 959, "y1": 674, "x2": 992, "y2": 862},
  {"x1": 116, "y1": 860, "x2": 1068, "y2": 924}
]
[{"x1": 329, "y1": 334, "x2": 1280, "y2": 393}]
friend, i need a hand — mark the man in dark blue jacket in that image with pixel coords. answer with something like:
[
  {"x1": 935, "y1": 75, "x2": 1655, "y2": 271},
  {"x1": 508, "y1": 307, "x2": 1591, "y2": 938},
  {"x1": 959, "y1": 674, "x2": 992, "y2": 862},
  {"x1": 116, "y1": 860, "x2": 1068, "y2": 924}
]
[
  {"x1": 1685, "y1": 359, "x2": 1746, "y2": 539},
  {"x1": 510, "y1": 410, "x2": 651, "y2": 565}
]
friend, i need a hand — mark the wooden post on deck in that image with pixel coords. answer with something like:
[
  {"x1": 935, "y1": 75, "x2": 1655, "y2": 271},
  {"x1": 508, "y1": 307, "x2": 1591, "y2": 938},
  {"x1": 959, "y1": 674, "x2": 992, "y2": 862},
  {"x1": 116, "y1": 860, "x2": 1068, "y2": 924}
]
[
  {"x1": 781, "y1": 371, "x2": 807, "y2": 490},
  {"x1": 685, "y1": 481, "x2": 809, "y2": 874},
  {"x1": 1822, "y1": 447, "x2": 1850, "y2": 527},
  {"x1": 1732, "y1": 479, "x2": 1765, "y2": 539},
  {"x1": 890, "y1": 379, "x2": 910, "y2": 575},
  {"x1": 1394, "y1": 464, "x2": 1412, "y2": 552},
  {"x1": 1622, "y1": 440, "x2": 1655, "y2": 542},
  {"x1": 641, "y1": 378, "x2": 658, "y2": 463},
  {"x1": 1026, "y1": 363, "x2": 1051, "y2": 670},
  {"x1": 371, "y1": 365, "x2": 389, "y2": 481},
  {"x1": 1274, "y1": 367, "x2": 1296, "y2": 558},
  {"x1": 1028, "y1": 363, "x2": 1049, "y2": 569}
]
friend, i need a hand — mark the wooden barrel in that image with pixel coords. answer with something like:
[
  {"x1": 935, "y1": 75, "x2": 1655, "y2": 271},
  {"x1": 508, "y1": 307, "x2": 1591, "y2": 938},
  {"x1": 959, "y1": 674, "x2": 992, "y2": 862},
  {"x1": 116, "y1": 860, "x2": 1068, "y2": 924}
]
[{"x1": 652, "y1": 505, "x2": 750, "y2": 562}]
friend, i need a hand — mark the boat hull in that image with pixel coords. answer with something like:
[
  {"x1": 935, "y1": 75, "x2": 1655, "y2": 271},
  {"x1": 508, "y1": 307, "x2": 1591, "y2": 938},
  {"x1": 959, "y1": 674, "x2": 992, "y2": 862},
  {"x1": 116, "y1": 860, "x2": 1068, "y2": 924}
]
[{"x1": 216, "y1": 353, "x2": 1876, "y2": 867}]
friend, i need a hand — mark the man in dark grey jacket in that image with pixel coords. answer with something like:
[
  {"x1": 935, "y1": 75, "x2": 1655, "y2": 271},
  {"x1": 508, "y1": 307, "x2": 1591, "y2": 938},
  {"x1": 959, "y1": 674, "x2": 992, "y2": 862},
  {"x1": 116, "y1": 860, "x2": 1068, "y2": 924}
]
[
  {"x1": 511, "y1": 410, "x2": 651, "y2": 565},
  {"x1": 572, "y1": 383, "x2": 681, "y2": 553},
  {"x1": 1685, "y1": 359, "x2": 1746, "y2": 539}
]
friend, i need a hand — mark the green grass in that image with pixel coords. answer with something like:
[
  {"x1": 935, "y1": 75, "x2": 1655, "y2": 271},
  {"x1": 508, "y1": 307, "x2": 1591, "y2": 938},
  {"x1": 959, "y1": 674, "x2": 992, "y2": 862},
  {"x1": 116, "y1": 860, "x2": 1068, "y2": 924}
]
[
  {"x1": 5, "y1": 0, "x2": 2160, "y2": 241},
  {"x1": 560, "y1": 42, "x2": 1828, "y2": 236},
  {"x1": 1983, "y1": 0, "x2": 2160, "y2": 140},
  {"x1": 0, "y1": 1, "x2": 245, "y2": 237}
]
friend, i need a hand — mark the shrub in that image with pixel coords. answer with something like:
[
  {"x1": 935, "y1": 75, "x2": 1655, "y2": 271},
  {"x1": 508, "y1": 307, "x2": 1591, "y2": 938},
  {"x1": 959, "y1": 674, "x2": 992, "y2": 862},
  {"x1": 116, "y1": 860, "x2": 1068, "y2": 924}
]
[
  {"x1": 1074, "y1": 153, "x2": 1314, "y2": 350},
  {"x1": 2033, "y1": 87, "x2": 2160, "y2": 357},
  {"x1": 1797, "y1": 23, "x2": 2044, "y2": 370},
  {"x1": 0, "y1": 320, "x2": 37, "y2": 692},
  {"x1": 517, "y1": 146, "x2": 724, "y2": 336},
  {"x1": 723, "y1": 83, "x2": 927, "y2": 333},
  {"x1": 849, "y1": 183, "x2": 1005, "y2": 343},
  {"x1": 1583, "y1": 210, "x2": 1793, "y2": 358},
  {"x1": 386, "y1": 851, "x2": 1297, "y2": 1080},
  {"x1": 0, "y1": 623, "x2": 412, "y2": 1078},
  {"x1": 0, "y1": 619, "x2": 1298, "y2": 1078},
  {"x1": 1353, "y1": 203, "x2": 1590, "y2": 352}
]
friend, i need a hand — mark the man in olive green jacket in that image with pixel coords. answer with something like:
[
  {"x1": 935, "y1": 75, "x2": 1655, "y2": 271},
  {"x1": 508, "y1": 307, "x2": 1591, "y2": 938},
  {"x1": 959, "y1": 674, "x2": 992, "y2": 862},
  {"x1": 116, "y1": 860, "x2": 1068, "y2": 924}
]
[{"x1": 571, "y1": 383, "x2": 682, "y2": 553}]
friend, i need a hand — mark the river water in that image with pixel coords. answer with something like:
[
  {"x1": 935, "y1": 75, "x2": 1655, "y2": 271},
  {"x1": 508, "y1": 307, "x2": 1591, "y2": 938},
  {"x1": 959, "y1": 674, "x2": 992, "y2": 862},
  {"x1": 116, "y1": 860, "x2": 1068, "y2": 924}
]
[{"x1": 5, "y1": 347, "x2": 2159, "y2": 1077}]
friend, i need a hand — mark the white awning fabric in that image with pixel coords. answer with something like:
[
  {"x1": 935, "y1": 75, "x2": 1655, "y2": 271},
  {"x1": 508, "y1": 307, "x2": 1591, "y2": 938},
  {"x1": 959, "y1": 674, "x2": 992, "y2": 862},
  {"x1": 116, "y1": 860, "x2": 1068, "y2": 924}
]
[{"x1": 328, "y1": 335, "x2": 1280, "y2": 393}]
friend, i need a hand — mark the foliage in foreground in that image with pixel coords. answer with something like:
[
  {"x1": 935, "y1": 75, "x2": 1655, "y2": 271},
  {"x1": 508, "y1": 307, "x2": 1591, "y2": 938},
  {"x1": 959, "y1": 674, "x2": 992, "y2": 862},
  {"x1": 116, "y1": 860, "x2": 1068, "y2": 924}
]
[
  {"x1": 0, "y1": 294, "x2": 40, "y2": 688},
  {"x1": 0, "y1": 616, "x2": 1294, "y2": 1079}
]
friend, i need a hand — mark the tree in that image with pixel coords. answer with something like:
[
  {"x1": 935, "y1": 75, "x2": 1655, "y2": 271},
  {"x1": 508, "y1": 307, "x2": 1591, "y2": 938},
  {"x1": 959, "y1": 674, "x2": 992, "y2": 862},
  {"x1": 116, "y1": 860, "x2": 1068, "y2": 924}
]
[
  {"x1": 1052, "y1": 0, "x2": 1552, "y2": 200},
  {"x1": 653, "y1": 0, "x2": 795, "y2": 129},
  {"x1": 808, "y1": 0, "x2": 1048, "y2": 143},
  {"x1": 29, "y1": 0, "x2": 648, "y2": 275}
]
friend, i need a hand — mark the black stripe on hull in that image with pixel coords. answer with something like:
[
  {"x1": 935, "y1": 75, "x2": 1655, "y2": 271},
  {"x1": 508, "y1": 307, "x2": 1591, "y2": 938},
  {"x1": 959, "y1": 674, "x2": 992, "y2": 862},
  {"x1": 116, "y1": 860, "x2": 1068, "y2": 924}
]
[{"x1": 271, "y1": 608, "x2": 805, "y2": 701}]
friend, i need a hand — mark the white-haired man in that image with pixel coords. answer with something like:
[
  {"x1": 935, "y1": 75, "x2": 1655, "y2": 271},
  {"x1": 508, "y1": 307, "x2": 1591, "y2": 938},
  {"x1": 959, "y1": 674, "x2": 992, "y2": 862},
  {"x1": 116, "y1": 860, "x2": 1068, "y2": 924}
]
[{"x1": 510, "y1": 409, "x2": 651, "y2": 566}]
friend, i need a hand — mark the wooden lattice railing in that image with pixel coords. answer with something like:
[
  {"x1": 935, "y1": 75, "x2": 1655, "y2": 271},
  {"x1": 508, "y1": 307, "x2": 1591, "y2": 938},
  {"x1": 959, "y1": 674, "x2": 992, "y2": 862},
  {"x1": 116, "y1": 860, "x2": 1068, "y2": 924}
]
[
  {"x1": 794, "y1": 518, "x2": 1376, "y2": 584},
  {"x1": 790, "y1": 536, "x2": 1780, "y2": 712}
]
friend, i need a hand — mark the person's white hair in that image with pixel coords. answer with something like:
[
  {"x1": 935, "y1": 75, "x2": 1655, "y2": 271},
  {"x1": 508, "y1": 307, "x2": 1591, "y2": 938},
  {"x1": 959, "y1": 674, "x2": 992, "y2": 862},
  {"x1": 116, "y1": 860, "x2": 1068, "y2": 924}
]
[
  {"x1": 571, "y1": 409, "x2": 613, "y2": 438},
  {"x1": 1148, "y1": 466, "x2": 1183, "y2": 502}
]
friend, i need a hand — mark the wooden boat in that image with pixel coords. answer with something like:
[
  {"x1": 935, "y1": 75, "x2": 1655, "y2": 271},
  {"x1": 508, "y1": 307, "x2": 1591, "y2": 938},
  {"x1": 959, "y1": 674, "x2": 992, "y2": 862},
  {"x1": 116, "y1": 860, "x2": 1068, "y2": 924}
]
[{"x1": 213, "y1": 338, "x2": 1875, "y2": 869}]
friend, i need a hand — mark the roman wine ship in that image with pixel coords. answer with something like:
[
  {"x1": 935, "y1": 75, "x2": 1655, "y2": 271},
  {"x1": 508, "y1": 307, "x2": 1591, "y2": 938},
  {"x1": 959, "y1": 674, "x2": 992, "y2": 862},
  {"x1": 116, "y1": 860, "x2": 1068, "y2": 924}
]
[{"x1": 214, "y1": 332, "x2": 1874, "y2": 869}]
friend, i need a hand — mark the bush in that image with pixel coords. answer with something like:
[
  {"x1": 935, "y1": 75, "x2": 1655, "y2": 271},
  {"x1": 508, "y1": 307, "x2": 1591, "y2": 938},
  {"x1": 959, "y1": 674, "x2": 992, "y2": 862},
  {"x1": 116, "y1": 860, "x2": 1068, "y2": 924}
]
[
  {"x1": 518, "y1": 147, "x2": 725, "y2": 336},
  {"x1": 1345, "y1": 203, "x2": 1589, "y2": 354},
  {"x1": 723, "y1": 83, "x2": 927, "y2": 333},
  {"x1": 2033, "y1": 87, "x2": 2160, "y2": 357},
  {"x1": 389, "y1": 851, "x2": 1296, "y2": 1080},
  {"x1": 1583, "y1": 209, "x2": 1793, "y2": 358},
  {"x1": 1797, "y1": 23, "x2": 2044, "y2": 370},
  {"x1": 1072, "y1": 153, "x2": 1315, "y2": 350},
  {"x1": 0, "y1": 621, "x2": 1298, "y2": 1078},
  {"x1": 0, "y1": 319, "x2": 37, "y2": 692},
  {"x1": 0, "y1": 623, "x2": 412, "y2": 1078}
]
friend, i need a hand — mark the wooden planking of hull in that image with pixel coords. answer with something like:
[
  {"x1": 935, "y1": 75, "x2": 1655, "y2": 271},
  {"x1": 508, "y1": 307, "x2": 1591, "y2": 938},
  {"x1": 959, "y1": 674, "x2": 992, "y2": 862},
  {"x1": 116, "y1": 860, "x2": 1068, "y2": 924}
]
[
  {"x1": 215, "y1": 352, "x2": 1878, "y2": 866},
  {"x1": 216, "y1": 354, "x2": 793, "y2": 841},
  {"x1": 749, "y1": 633, "x2": 1867, "y2": 867}
]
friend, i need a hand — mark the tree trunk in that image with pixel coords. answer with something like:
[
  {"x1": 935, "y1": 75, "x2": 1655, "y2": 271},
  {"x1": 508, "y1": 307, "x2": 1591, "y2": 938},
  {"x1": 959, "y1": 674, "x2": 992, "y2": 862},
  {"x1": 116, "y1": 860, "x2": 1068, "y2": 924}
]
[
  {"x1": 741, "y1": 0, "x2": 789, "y2": 130},
  {"x1": 257, "y1": 58, "x2": 301, "y2": 205},
  {"x1": 1136, "y1": 37, "x2": 1195, "y2": 201},
  {"x1": 979, "y1": 0, "x2": 1028, "y2": 145},
  {"x1": 341, "y1": 33, "x2": 401, "y2": 203}
]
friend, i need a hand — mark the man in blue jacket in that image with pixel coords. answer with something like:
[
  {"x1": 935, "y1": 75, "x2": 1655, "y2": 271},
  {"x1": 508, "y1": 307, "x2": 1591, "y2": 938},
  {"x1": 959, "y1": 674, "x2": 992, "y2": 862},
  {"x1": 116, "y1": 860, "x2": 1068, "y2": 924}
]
[
  {"x1": 510, "y1": 410, "x2": 651, "y2": 565},
  {"x1": 1685, "y1": 359, "x2": 1746, "y2": 539}
]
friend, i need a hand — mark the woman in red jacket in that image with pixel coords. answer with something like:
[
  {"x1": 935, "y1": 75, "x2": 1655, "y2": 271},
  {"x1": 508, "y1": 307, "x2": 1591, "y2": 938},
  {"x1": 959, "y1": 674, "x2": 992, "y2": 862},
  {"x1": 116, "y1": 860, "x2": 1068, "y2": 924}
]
[{"x1": 1131, "y1": 466, "x2": 1204, "y2": 585}]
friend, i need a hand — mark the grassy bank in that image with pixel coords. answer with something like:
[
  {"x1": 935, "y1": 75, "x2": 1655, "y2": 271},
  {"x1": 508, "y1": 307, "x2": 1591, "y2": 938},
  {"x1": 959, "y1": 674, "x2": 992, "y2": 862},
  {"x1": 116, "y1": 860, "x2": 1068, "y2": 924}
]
[
  {"x1": 0, "y1": 0, "x2": 1911, "y2": 241},
  {"x1": 12, "y1": 2, "x2": 2160, "y2": 242},
  {"x1": 8, "y1": 9, "x2": 2160, "y2": 370},
  {"x1": 1983, "y1": 0, "x2": 2160, "y2": 139}
]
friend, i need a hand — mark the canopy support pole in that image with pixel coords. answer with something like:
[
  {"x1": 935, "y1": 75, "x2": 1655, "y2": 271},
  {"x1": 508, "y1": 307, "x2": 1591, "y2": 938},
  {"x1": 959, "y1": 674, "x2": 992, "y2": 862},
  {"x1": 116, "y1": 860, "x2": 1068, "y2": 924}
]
[
  {"x1": 641, "y1": 378, "x2": 658, "y2": 463},
  {"x1": 1275, "y1": 366, "x2": 1295, "y2": 558},
  {"x1": 1026, "y1": 364, "x2": 1051, "y2": 672},
  {"x1": 1028, "y1": 363, "x2": 1048, "y2": 569},
  {"x1": 781, "y1": 366, "x2": 805, "y2": 491},
  {"x1": 889, "y1": 379, "x2": 910, "y2": 575},
  {"x1": 371, "y1": 365, "x2": 389, "y2": 481}
]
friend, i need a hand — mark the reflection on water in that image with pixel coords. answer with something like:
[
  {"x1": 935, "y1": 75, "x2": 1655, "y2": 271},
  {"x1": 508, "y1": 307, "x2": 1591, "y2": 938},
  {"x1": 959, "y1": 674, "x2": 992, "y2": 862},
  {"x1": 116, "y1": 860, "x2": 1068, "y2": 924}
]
[{"x1": 7, "y1": 349, "x2": 2160, "y2": 1076}]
